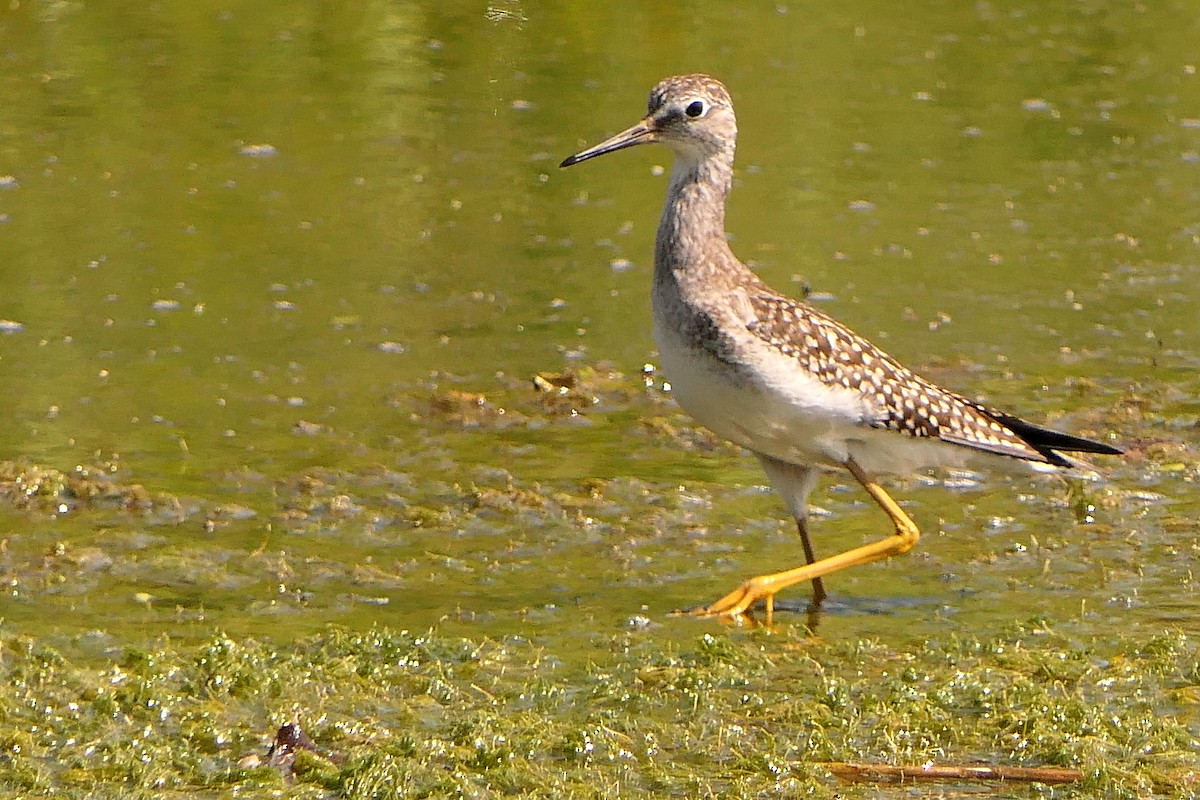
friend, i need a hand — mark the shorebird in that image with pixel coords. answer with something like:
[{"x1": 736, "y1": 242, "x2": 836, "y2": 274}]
[{"x1": 559, "y1": 74, "x2": 1121, "y2": 623}]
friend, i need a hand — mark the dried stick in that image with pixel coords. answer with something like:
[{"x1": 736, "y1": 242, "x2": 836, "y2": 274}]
[{"x1": 819, "y1": 761, "x2": 1083, "y2": 784}]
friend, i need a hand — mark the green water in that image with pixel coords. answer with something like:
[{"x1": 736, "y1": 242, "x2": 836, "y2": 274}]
[{"x1": 1, "y1": 1, "x2": 1197, "y2": 656}]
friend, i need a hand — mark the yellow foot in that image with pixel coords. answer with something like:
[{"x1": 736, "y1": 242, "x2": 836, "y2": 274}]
[{"x1": 674, "y1": 577, "x2": 780, "y2": 626}]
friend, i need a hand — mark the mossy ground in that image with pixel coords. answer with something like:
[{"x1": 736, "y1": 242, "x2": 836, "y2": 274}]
[{"x1": 1, "y1": 623, "x2": 1197, "y2": 798}]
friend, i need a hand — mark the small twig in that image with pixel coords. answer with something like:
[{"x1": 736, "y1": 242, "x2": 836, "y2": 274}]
[{"x1": 819, "y1": 761, "x2": 1083, "y2": 785}]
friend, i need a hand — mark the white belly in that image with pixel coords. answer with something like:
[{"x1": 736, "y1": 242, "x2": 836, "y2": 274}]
[{"x1": 654, "y1": 320, "x2": 972, "y2": 476}]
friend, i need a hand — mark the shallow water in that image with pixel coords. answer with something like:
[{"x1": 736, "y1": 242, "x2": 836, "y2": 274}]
[{"x1": 1, "y1": 1, "x2": 1197, "y2": 660}]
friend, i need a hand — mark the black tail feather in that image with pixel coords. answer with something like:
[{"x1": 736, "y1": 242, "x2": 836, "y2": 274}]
[{"x1": 991, "y1": 412, "x2": 1123, "y2": 467}]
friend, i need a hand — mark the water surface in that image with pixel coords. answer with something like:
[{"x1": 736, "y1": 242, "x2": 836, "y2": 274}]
[{"x1": 0, "y1": 0, "x2": 1197, "y2": 658}]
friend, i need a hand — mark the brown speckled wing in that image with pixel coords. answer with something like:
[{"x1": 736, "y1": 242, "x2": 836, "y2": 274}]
[{"x1": 744, "y1": 293, "x2": 1053, "y2": 463}]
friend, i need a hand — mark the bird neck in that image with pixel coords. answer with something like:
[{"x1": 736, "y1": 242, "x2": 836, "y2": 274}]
[{"x1": 654, "y1": 149, "x2": 739, "y2": 284}]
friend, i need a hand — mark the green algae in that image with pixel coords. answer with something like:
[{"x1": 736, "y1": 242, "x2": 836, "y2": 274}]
[{"x1": 0, "y1": 626, "x2": 1196, "y2": 798}]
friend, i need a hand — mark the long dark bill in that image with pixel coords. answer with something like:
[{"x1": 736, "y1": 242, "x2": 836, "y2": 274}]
[{"x1": 560, "y1": 120, "x2": 657, "y2": 168}]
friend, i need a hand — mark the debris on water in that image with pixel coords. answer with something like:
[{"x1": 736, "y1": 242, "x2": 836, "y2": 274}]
[
  {"x1": 1021, "y1": 98, "x2": 1058, "y2": 117},
  {"x1": 0, "y1": 319, "x2": 24, "y2": 333},
  {"x1": 255, "y1": 722, "x2": 338, "y2": 780},
  {"x1": 351, "y1": 594, "x2": 390, "y2": 606},
  {"x1": 293, "y1": 420, "x2": 324, "y2": 436},
  {"x1": 239, "y1": 143, "x2": 278, "y2": 157},
  {"x1": 626, "y1": 614, "x2": 653, "y2": 630},
  {"x1": 151, "y1": 299, "x2": 181, "y2": 311},
  {"x1": 0, "y1": 460, "x2": 176, "y2": 515},
  {"x1": 328, "y1": 494, "x2": 360, "y2": 516},
  {"x1": 822, "y1": 761, "x2": 1083, "y2": 785},
  {"x1": 486, "y1": 3, "x2": 528, "y2": 24},
  {"x1": 429, "y1": 389, "x2": 512, "y2": 427},
  {"x1": 209, "y1": 503, "x2": 258, "y2": 522},
  {"x1": 543, "y1": 365, "x2": 634, "y2": 399},
  {"x1": 532, "y1": 370, "x2": 602, "y2": 417},
  {"x1": 638, "y1": 415, "x2": 728, "y2": 452},
  {"x1": 532, "y1": 371, "x2": 577, "y2": 395}
]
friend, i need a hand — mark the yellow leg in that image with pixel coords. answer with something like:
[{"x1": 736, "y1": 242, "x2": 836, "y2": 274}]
[{"x1": 689, "y1": 457, "x2": 920, "y2": 625}]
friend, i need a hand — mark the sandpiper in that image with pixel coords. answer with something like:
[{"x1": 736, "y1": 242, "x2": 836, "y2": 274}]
[{"x1": 560, "y1": 74, "x2": 1121, "y2": 623}]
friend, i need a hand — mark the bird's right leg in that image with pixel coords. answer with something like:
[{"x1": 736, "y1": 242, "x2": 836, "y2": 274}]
[
  {"x1": 796, "y1": 515, "x2": 827, "y2": 607},
  {"x1": 755, "y1": 455, "x2": 827, "y2": 607},
  {"x1": 688, "y1": 456, "x2": 919, "y2": 625}
]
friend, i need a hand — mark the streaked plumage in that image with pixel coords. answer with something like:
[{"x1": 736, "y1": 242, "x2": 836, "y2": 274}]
[{"x1": 561, "y1": 74, "x2": 1121, "y2": 622}]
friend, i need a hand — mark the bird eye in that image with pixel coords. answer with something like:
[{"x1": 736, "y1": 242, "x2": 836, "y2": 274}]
[{"x1": 685, "y1": 100, "x2": 707, "y2": 118}]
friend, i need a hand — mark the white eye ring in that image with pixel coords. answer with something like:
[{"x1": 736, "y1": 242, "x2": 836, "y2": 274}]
[{"x1": 684, "y1": 99, "x2": 707, "y2": 118}]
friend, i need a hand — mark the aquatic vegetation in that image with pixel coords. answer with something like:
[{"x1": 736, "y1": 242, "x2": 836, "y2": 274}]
[{"x1": 0, "y1": 627, "x2": 1196, "y2": 798}]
